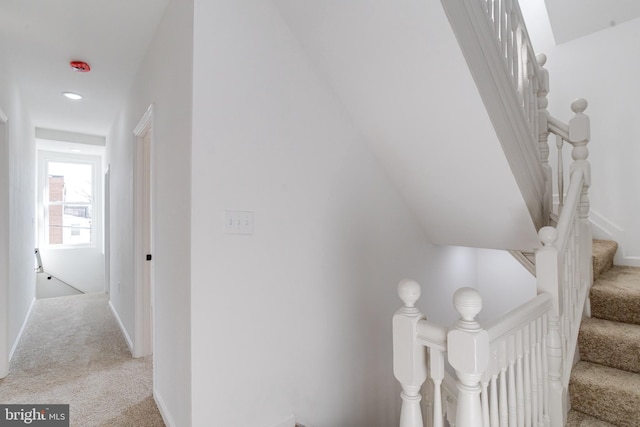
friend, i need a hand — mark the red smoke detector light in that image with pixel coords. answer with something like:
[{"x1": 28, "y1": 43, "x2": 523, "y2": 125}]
[{"x1": 70, "y1": 61, "x2": 91, "y2": 72}]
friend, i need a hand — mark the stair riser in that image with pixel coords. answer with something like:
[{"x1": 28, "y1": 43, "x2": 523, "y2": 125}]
[
  {"x1": 591, "y1": 288, "x2": 640, "y2": 325},
  {"x1": 578, "y1": 322, "x2": 640, "y2": 373},
  {"x1": 570, "y1": 369, "x2": 640, "y2": 426}
]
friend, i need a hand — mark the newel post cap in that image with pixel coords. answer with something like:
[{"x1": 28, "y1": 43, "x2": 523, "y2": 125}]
[
  {"x1": 571, "y1": 98, "x2": 588, "y2": 114},
  {"x1": 539, "y1": 226, "x2": 558, "y2": 246},
  {"x1": 453, "y1": 287, "x2": 483, "y2": 324},
  {"x1": 398, "y1": 279, "x2": 421, "y2": 308}
]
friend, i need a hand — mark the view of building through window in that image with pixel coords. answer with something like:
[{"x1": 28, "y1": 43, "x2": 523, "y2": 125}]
[{"x1": 47, "y1": 161, "x2": 93, "y2": 245}]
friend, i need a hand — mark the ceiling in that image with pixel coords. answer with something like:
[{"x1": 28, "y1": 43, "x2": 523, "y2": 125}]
[
  {"x1": 544, "y1": 0, "x2": 640, "y2": 44},
  {"x1": 0, "y1": 0, "x2": 637, "y2": 139},
  {"x1": 0, "y1": 0, "x2": 169, "y2": 137}
]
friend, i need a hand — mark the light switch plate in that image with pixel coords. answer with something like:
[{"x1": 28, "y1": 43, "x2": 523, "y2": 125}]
[{"x1": 224, "y1": 210, "x2": 254, "y2": 235}]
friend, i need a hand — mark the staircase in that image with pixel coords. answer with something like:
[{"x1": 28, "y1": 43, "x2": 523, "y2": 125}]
[{"x1": 567, "y1": 240, "x2": 640, "y2": 426}]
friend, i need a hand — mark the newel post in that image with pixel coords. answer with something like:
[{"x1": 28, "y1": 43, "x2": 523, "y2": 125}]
[
  {"x1": 536, "y1": 227, "x2": 566, "y2": 427},
  {"x1": 394, "y1": 280, "x2": 427, "y2": 427},
  {"x1": 536, "y1": 54, "x2": 552, "y2": 222},
  {"x1": 447, "y1": 288, "x2": 489, "y2": 427},
  {"x1": 569, "y1": 98, "x2": 593, "y2": 310}
]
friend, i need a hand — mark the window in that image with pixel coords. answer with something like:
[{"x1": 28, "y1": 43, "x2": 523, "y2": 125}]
[{"x1": 43, "y1": 158, "x2": 98, "y2": 247}]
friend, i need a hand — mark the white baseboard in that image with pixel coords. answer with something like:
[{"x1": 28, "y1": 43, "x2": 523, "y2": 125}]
[
  {"x1": 154, "y1": 389, "x2": 178, "y2": 427},
  {"x1": 266, "y1": 415, "x2": 296, "y2": 427},
  {"x1": 590, "y1": 209, "x2": 622, "y2": 240},
  {"x1": 9, "y1": 297, "x2": 36, "y2": 362},
  {"x1": 108, "y1": 300, "x2": 134, "y2": 356},
  {"x1": 589, "y1": 209, "x2": 640, "y2": 266}
]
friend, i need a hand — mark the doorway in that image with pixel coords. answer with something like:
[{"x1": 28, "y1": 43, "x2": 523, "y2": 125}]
[{"x1": 133, "y1": 105, "x2": 154, "y2": 358}]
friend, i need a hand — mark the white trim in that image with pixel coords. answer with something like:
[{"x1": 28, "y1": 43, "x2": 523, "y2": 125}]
[
  {"x1": 8, "y1": 297, "x2": 36, "y2": 361},
  {"x1": 265, "y1": 415, "x2": 296, "y2": 427},
  {"x1": 35, "y1": 128, "x2": 105, "y2": 146},
  {"x1": 108, "y1": 300, "x2": 134, "y2": 356},
  {"x1": 588, "y1": 209, "x2": 640, "y2": 266},
  {"x1": 154, "y1": 389, "x2": 178, "y2": 427},
  {"x1": 133, "y1": 104, "x2": 154, "y2": 136},
  {"x1": 36, "y1": 150, "x2": 103, "y2": 250},
  {"x1": 589, "y1": 208, "x2": 623, "y2": 240},
  {"x1": 0, "y1": 110, "x2": 8, "y2": 378},
  {"x1": 132, "y1": 104, "x2": 155, "y2": 358}
]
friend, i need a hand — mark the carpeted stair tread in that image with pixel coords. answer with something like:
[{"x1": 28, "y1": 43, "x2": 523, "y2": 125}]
[
  {"x1": 578, "y1": 317, "x2": 640, "y2": 373},
  {"x1": 566, "y1": 409, "x2": 616, "y2": 426},
  {"x1": 569, "y1": 361, "x2": 640, "y2": 426},
  {"x1": 592, "y1": 240, "x2": 618, "y2": 280},
  {"x1": 590, "y1": 266, "x2": 640, "y2": 325}
]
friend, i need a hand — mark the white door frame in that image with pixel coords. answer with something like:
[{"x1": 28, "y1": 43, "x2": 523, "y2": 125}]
[
  {"x1": 0, "y1": 109, "x2": 9, "y2": 378},
  {"x1": 133, "y1": 104, "x2": 154, "y2": 358},
  {"x1": 104, "y1": 164, "x2": 111, "y2": 294}
]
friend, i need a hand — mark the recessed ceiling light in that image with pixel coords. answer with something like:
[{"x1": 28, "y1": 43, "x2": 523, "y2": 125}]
[
  {"x1": 62, "y1": 92, "x2": 83, "y2": 100},
  {"x1": 70, "y1": 148, "x2": 81, "y2": 153}
]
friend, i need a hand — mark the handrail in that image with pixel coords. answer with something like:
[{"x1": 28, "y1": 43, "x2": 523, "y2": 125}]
[
  {"x1": 416, "y1": 320, "x2": 447, "y2": 353},
  {"x1": 485, "y1": 293, "x2": 552, "y2": 343},
  {"x1": 547, "y1": 115, "x2": 569, "y2": 140}
]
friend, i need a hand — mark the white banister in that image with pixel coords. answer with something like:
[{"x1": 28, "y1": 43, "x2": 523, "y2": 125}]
[
  {"x1": 392, "y1": 1, "x2": 593, "y2": 426},
  {"x1": 448, "y1": 288, "x2": 489, "y2": 427},
  {"x1": 394, "y1": 280, "x2": 428, "y2": 427}
]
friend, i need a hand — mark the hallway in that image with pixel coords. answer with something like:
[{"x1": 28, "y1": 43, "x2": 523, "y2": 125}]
[{"x1": 0, "y1": 293, "x2": 165, "y2": 426}]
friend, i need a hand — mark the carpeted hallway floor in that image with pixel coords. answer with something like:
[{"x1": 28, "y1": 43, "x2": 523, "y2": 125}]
[{"x1": 0, "y1": 293, "x2": 165, "y2": 427}]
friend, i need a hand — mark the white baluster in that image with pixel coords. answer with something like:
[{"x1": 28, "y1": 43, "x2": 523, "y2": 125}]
[
  {"x1": 541, "y1": 314, "x2": 550, "y2": 427},
  {"x1": 482, "y1": 380, "x2": 490, "y2": 427},
  {"x1": 546, "y1": 315, "x2": 564, "y2": 427},
  {"x1": 507, "y1": 335, "x2": 517, "y2": 427},
  {"x1": 535, "y1": 318, "x2": 544, "y2": 427},
  {"x1": 490, "y1": 373, "x2": 499, "y2": 427},
  {"x1": 431, "y1": 349, "x2": 445, "y2": 427},
  {"x1": 498, "y1": 340, "x2": 509, "y2": 427},
  {"x1": 530, "y1": 322, "x2": 538, "y2": 427},
  {"x1": 556, "y1": 134, "x2": 564, "y2": 214},
  {"x1": 448, "y1": 288, "x2": 489, "y2": 427},
  {"x1": 523, "y1": 326, "x2": 531, "y2": 427},
  {"x1": 516, "y1": 330, "x2": 525, "y2": 427},
  {"x1": 536, "y1": 54, "x2": 552, "y2": 222},
  {"x1": 394, "y1": 280, "x2": 427, "y2": 427},
  {"x1": 535, "y1": 228, "x2": 565, "y2": 427}
]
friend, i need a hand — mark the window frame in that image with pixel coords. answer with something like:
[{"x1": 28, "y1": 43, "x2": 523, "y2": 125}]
[{"x1": 38, "y1": 151, "x2": 103, "y2": 250}]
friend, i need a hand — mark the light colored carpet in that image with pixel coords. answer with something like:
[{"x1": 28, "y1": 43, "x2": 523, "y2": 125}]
[
  {"x1": 568, "y1": 240, "x2": 640, "y2": 426},
  {"x1": 0, "y1": 293, "x2": 165, "y2": 427}
]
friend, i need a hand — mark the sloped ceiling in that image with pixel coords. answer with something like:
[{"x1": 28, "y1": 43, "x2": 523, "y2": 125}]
[{"x1": 545, "y1": 0, "x2": 640, "y2": 44}]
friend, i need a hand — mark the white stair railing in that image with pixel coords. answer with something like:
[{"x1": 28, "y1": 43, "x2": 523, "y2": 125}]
[
  {"x1": 393, "y1": 0, "x2": 594, "y2": 425},
  {"x1": 392, "y1": 105, "x2": 591, "y2": 427}
]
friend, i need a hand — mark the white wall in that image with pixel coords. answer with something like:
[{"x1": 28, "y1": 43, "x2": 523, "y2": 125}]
[
  {"x1": 475, "y1": 249, "x2": 537, "y2": 323},
  {"x1": 523, "y1": 1, "x2": 640, "y2": 265},
  {"x1": 0, "y1": 54, "x2": 36, "y2": 378},
  {"x1": 107, "y1": 0, "x2": 192, "y2": 425},
  {"x1": 274, "y1": 0, "x2": 540, "y2": 252},
  {"x1": 190, "y1": 2, "x2": 537, "y2": 426}
]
